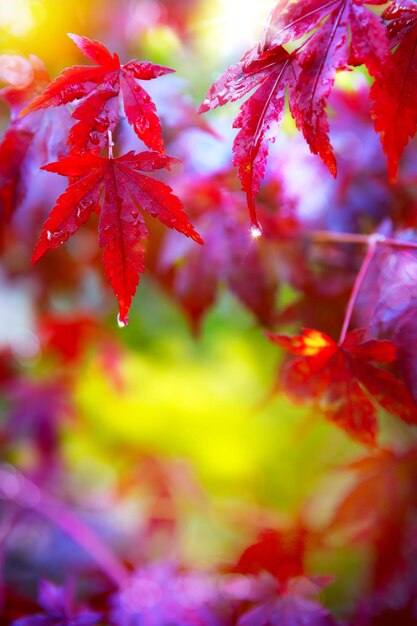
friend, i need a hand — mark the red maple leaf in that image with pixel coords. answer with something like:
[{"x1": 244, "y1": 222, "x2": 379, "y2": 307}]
[
  {"x1": 32, "y1": 151, "x2": 202, "y2": 325},
  {"x1": 267, "y1": 328, "x2": 417, "y2": 445},
  {"x1": 371, "y1": 0, "x2": 417, "y2": 180},
  {"x1": 21, "y1": 34, "x2": 174, "y2": 155},
  {"x1": 199, "y1": 46, "x2": 298, "y2": 227},
  {"x1": 199, "y1": 0, "x2": 388, "y2": 225}
]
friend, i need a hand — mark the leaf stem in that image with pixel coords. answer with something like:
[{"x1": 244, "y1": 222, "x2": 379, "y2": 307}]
[
  {"x1": 310, "y1": 230, "x2": 417, "y2": 251},
  {"x1": 338, "y1": 234, "x2": 381, "y2": 345},
  {"x1": 0, "y1": 465, "x2": 129, "y2": 587},
  {"x1": 108, "y1": 130, "x2": 114, "y2": 159}
]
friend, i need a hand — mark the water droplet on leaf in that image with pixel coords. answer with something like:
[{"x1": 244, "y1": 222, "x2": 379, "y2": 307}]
[
  {"x1": 89, "y1": 132, "x2": 100, "y2": 145},
  {"x1": 95, "y1": 115, "x2": 110, "y2": 132},
  {"x1": 135, "y1": 118, "x2": 150, "y2": 134}
]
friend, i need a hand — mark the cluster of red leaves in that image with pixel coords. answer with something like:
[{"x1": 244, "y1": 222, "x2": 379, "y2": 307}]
[
  {"x1": 200, "y1": 0, "x2": 417, "y2": 224},
  {"x1": 0, "y1": 34, "x2": 202, "y2": 324},
  {"x1": 3, "y1": 2, "x2": 417, "y2": 623}
]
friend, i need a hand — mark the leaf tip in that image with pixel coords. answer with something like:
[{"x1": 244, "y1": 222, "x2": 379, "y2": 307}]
[
  {"x1": 31, "y1": 242, "x2": 45, "y2": 265},
  {"x1": 198, "y1": 98, "x2": 211, "y2": 114},
  {"x1": 117, "y1": 312, "x2": 129, "y2": 328}
]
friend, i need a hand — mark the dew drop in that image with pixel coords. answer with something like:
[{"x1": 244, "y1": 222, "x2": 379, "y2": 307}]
[
  {"x1": 250, "y1": 225, "x2": 262, "y2": 239},
  {"x1": 135, "y1": 118, "x2": 150, "y2": 134},
  {"x1": 46, "y1": 230, "x2": 52, "y2": 241},
  {"x1": 131, "y1": 209, "x2": 139, "y2": 219},
  {"x1": 94, "y1": 115, "x2": 110, "y2": 132},
  {"x1": 117, "y1": 313, "x2": 129, "y2": 328}
]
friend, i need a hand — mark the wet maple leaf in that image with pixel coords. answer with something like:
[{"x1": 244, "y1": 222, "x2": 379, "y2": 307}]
[
  {"x1": 267, "y1": 328, "x2": 417, "y2": 445},
  {"x1": 199, "y1": 0, "x2": 388, "y2": 225},
  {"x1": 32, "y1": 151, "x2": 202, "y2": 325},
  {"x1": 21, "y1": 34, "x2": 174, "y2": 155},
  {"x1": 264, "y1": 0, "x2": 388, "y2": 173},
  {"x1": 371, "y1": 0, "x2": 417, "y2": 180},
  {"x1": 261, "y1": 0, "x2": 388, "y2": 71},
  {"x1": 199, "y1": 45, "x2": 298, "y2": 227}
]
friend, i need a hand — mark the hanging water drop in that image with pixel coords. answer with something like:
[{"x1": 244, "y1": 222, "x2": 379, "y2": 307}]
[
  {"x1": 250, "y1": 225, "x2": 262, "y2": 239},
  {"x1": 117, "y1": 313, "x2": 129, "y2": 328}
]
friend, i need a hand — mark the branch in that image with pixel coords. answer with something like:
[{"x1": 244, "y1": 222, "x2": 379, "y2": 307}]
[
  {"x1": 338, "y1": 234, "x2": 381, "y2": 345},
  {"x1": 0, "y1": 465, "x2": 129, "y2": 587},
  {"x1": 310, "y1": 230, "x2": 417, "y2": 251}
]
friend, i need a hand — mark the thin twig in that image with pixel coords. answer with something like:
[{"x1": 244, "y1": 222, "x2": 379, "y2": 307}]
[
  {"x1": 338, "y1": 234, "x2": 381, "y2": 345},
  {"x1": 310, "y1": 230, "x2": 417, "y2": 251},
  {"x1": 108, "y1": 130, "x2": 114, "y2": 159},
  {"x1": 0, "y1": 466, "x2": 129, "y2": 587}
]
